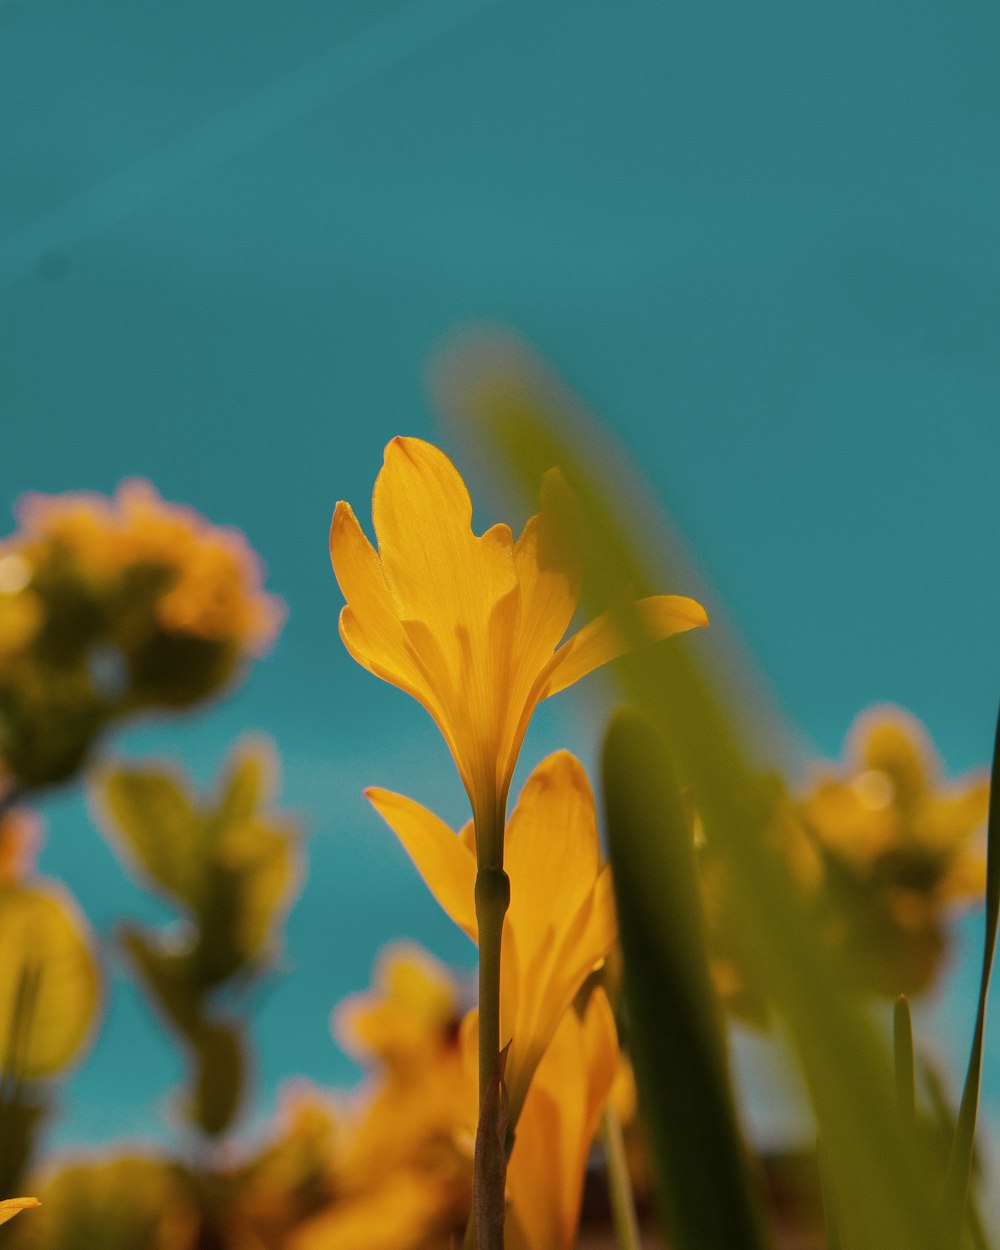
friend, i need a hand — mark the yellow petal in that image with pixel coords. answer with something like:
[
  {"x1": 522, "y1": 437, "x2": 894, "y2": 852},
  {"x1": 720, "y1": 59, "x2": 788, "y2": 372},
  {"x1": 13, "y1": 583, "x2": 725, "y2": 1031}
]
[
  {"x1": 365, "y1": 789, "x2": 478, "y2": 942},
  {"x1": 330, "y1": 502, "x2": 430, "y2": 696},
  {"x1": 506, "y1": 990, "x2": 618, "y2": 1250},
  {"x1": 504, "y1": 753, "x2": 601, "y2": 952},
  {"x1": 372, "y1": 438, "x2": 517, "y2": 637},
  {"x1": 538, "y1": 594, "x2": 709, "y2": 700},
  {"x1": 0, "y1": 1197, "x2": 40, "y2": 1226},
  {"x1": 499, "y1": 754, "x2": 617, "y2": 1117}
]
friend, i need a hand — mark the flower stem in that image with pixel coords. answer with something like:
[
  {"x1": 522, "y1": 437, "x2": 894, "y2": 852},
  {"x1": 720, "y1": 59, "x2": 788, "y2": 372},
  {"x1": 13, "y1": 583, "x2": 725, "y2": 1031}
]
[
  {"x1": 475, "y1": 864, "x2": 510, "y2": 1103},
  {"x1": 601, "y1": 1105, "x2": 642, "y2": 1250},
  {"x1": 470, "y1": 846, "x2": 509, "y2": 1250}
]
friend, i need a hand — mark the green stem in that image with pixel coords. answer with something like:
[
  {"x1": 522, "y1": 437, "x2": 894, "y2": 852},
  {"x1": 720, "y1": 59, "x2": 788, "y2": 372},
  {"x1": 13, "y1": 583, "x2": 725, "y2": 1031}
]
[
  {"x1": 601, "y1": 1105, "x2": 642, "y2": 1250},
  {"x1": 475, "y1": 864, "x2": 510, "y2": 1105}
]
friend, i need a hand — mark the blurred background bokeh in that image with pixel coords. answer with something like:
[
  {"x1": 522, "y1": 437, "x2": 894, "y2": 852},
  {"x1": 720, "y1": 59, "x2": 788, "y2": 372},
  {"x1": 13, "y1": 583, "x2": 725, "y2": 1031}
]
[{"x1": 2, "y1": 0, "x2": 998, "y2": 1173}]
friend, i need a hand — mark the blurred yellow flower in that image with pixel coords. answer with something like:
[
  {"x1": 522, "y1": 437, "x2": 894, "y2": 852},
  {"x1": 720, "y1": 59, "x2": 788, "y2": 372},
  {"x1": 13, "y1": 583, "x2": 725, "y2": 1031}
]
[
  {"x1": 0, "y1": 481, "x2": 284, "y2": 789},
  {"x1": 14, "y1": 480, "x2": 283, "y2": 652},
  {"x1": 334, "y1": 943, "x2": 464, "y2": 1072},
  {"x1": 802, "y1": 705, "x2": 990, "y2": 995},
  {"x1": 367, "y1": 751, "x2": 616, "y2": 1122},
  {"x1": 331, "y1": 437, "x2": 706, "y2": 853}
]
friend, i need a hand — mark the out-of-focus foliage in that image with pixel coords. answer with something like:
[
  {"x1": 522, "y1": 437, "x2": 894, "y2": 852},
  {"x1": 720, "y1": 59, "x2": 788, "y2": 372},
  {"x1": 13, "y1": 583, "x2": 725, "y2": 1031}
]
[
  {"x1": 0, "y1": 882, "x2": 100, "y2": 1079},
  {"x1": 603, "y1": 709, "x2": 771, "y2": 1250},
  {"x1": 0, "y1": 481, "x2": 283, "y2": 792},
  {"x1": 93, "y1": 738, "x2": 301, "y2": 1138},
  {"x1": 432, "y1": 332, "x2": 966, "y2": 1249},
  {"x1": 7, "y1": 1156, "x2": 197, "y2": 1250}
]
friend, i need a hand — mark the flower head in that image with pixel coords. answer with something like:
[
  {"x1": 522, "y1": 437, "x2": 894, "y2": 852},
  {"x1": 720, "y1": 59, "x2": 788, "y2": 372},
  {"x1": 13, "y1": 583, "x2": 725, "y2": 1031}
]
[
  {"x1": 331, "y1": 438, "x2": 706, "y2": 854},
  {"x1": 367, "y1": 750, "x2": 616, "y2": 1122},
  {"x1": 801, "y1": 704, "x2": 990, "y2": 995}
]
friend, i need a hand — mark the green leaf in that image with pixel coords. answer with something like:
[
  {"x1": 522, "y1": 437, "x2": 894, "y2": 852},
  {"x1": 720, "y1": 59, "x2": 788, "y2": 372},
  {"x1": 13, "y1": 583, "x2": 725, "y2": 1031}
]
[
  {"x1": 603, "y1": 709, "x2": 770, "y2": 1250},
  {"x1": 215, "y1": 739, "x2": 274, "y2": 828},
  {"x1": 438, "y1": 333, "x2": 947, "y2": 1249},
  {"x1": 942, "y1": 701, "x2": 1000, "y2": 1244},
  {"x1": 190, "y1": 1021, "x2": 244, "y2": 1138},
  {"x1": 894, "y1": 994, "x2": 915, "y2": 1130},
  {"x1": 120, "y1": 924, "x2": 200, "y2": 1039},
  {"x1": 0, "y1": 883, "x2": 101, "y2": 1078},
  {"x1": 97, "y1": 768, "x2": 202, "y2": 907}
]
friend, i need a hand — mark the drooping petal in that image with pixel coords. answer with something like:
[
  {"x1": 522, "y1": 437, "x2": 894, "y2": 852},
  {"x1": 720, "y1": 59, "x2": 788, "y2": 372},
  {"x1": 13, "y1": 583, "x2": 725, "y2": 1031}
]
[
  {"x1": 538, "y1": 594, "x2": 709, "y2": 700},
  {"x1": 505, "y1": 989, "x2": 619, "y2": 1250},
  {"x1": 365, "y1": 789, "x2": 478, "y2": 942}
]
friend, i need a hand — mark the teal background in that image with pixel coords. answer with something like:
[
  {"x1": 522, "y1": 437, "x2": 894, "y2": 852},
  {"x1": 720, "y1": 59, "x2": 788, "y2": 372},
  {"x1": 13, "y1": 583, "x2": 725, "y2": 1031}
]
[{"x1": 1, "y1": 0, "x2": 998, "y2": 1161}]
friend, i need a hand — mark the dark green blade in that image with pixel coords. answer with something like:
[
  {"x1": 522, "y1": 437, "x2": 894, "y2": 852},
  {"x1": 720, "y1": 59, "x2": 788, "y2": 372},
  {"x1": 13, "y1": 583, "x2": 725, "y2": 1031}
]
[{"x1": 603, "y1": 709, "x2": 772, "y2": 1250}]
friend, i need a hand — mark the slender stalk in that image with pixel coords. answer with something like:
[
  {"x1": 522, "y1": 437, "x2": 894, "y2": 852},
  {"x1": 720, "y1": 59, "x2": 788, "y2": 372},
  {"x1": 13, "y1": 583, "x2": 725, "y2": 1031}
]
[
  {"x1": 601, "y1": 1105, "x2": 642, "y2": 1250},
  {"x1": 468, "y1": 802, "x2": 509, "y2": 1250},
  {"x1": 475, "y1": 864, "x2": 510, "y2": 1104}
]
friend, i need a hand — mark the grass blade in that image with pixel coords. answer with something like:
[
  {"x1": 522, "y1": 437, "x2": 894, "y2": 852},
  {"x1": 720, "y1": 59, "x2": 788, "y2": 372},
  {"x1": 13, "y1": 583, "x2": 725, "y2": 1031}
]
[
  {"x1": 895, "y1": 994, "x2": 915, "y2": 1130},
  {"x1": 603, "y1": 709, "x2": 772, "y2": 1250},
  {"x1": 434, "y1": 331, "x2": 947, "y2": 1249},
  {"x1": 942, "y1": 701, "x2": 1000, "y2": 1244}
]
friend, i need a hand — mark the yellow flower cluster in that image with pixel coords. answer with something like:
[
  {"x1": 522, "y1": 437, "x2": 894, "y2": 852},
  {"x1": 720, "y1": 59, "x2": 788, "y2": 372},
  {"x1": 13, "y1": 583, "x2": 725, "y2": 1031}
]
[{"x1": 0, "y1": 481, "x2": 283, "y2": 790}]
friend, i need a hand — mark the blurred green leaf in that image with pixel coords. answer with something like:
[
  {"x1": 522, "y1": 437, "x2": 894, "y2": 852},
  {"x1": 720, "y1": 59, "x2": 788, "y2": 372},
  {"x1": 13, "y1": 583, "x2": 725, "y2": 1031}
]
[
  {"x1": 98, "y1": 768, "x2": 202, "y2": 906},
  {"x1": 894, "y1": 994, "x2": 915, "y2": 1130},
  {"x1": 603, "y1": 709, "x2": 770, "y2": 1250},
  {"x1": 0, "y1": 884, "x2": 100, "y2": 1078},
  {"x1": 943, "y1": 703, "x2": 1000, "y2": 1244},
  {"x1": 215, "y1": 740, "x2": 274, "y2": 828},
  {"x1": 119, "y1": 924, "x2": 199, "y2": 1039},
  {"x1": 190, "y1": 1021, "x2": 245, "y2": 1138},
  {"x1": 436, "y1": 333, "x2": 946, "y2": 1249}
]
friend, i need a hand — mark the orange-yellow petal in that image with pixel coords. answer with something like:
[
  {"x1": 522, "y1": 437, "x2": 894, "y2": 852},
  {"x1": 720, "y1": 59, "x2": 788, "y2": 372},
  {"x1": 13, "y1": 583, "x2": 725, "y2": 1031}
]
[
  {"x1": 498, "y1": 753, "x2": 617, "y2": 1117},
  {"x1": 0, "y1": 1197, "x2": 40, "y2": 1227},
  {"x1": 365, "y1": 788, "x2": 478, "y2": 942},
  {"x1": 538, "y1": 594, "x2": 708, "y2": 700},
  {"x1": 505, "y1": 990, "x2": 618, "y2": 1250},
  {"x1": 372, "y1": 438, "x2": 517, "y2": 636}
]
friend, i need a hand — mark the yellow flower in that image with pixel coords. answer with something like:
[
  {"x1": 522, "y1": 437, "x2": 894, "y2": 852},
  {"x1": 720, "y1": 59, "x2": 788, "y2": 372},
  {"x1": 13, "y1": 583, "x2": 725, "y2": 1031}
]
[
  {"x1": 15, "y1": 480, "x2": 283, "y2": 653},
  {"x1": 802, "y1": 704, "x2": 990, "y2": 995},
  {"x1": 330, "y1": 437, "x2": 706, "y2": 852},
  {"x1": 333, "y1": 943, "x2": 463, "y2": 1072},
  {"x1": 0, "y1": 1196, "x2": 40, "y2": 1226},
  {"x1": 367, "y1": 750, "x2": 616, "y2": 1122},
  {"x1": 504, "y1": 989, "x2": 618, "y2": 1250}
]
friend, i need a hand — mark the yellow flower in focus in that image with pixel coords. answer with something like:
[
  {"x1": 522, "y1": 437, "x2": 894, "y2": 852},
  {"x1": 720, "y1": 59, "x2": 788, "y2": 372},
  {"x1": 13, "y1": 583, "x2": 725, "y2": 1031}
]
[
  {"x1": 0, "y1": 1197, "x2": 40, "y2": 1226},
  {"x1": 802, "y1": 705, "x2": 990, "y2": 995},
  {"x1": 367, "y1": 750, "x2": 616, "y2": 1122},
  {"x1": 331, "y1": 438, "x2": 706, "y2": 852}
]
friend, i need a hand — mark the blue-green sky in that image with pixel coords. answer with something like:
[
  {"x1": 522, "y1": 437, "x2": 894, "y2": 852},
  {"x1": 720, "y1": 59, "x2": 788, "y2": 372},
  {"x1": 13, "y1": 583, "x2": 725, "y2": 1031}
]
[{"x1": 2, "y1": 0, "x2": 998, "y2": 1153}]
